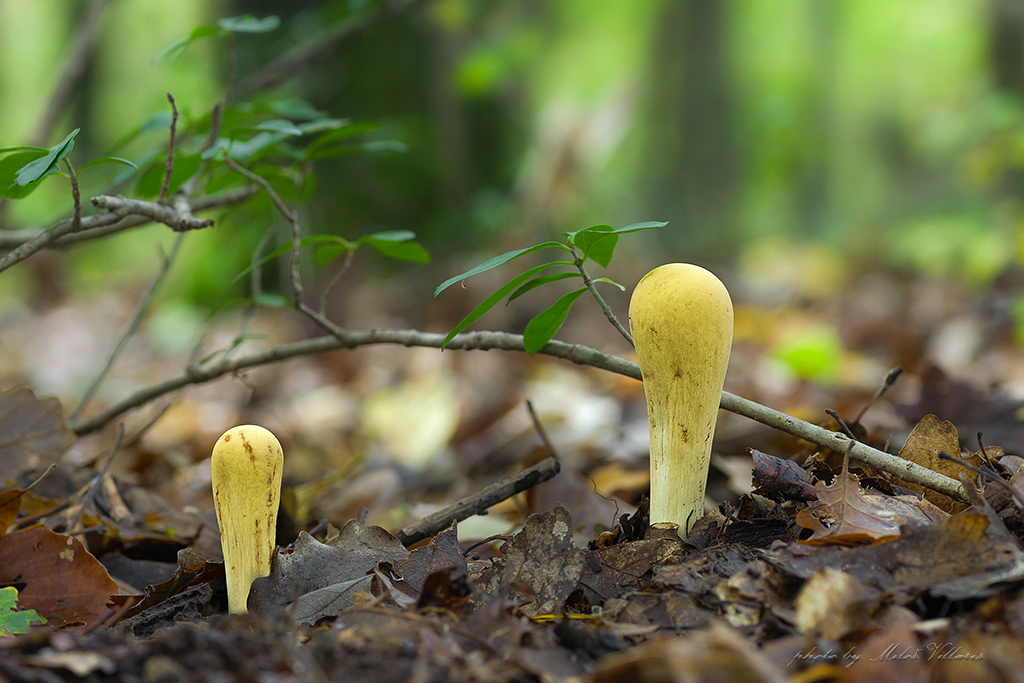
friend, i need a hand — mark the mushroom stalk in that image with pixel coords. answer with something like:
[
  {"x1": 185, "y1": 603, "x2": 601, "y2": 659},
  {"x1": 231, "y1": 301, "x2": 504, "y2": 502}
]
[
  {"x1": 211, "y1": 425, "x2": 284, "y2": 614},
  {"x1": 629, "y1": 264, "x2": 733, "y2": 536}
]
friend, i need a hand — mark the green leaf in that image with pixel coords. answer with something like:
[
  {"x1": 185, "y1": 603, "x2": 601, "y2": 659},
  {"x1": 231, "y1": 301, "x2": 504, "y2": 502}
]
[
  {"x1": 304, "y1": 122, "x2": 381, "y2": 157},
  {"x1": 250, "y1": 120, "x2": 304, "y2": 137},
  {"x1": 363, "y1": 238, "x2": 430, "y2": 263},
  {"x1": 314, "y1": 242, "x2": 352, "y2": 266},
  {"x1": 0, "y1": 151, "x2": 47, "y2": 199},
  {"x1": 252, "y1": 291, "x2": 291, "y2": 308},
  {"x1": 79, "y1": 156, "x2": 138, "y2": 173},
  {"x1": 506, "y1": 272, "x2": 580, "y2": 303},
  {"x1": 523, "y1": 287, "x2": 588, "y2": 355},
  {"x1": 201, "y1": 131, "x2": 294, "y2": 161},
  {"x1": 0, "y1": 146, "x2": 46, "y2": 155},
  {"x1": 14, "y1": 128, "x2": 79, "y2": 186},
  {"x1": 565, "y1": 220, "x2": 668, "y2": 266},
  {"x1": 357, "y1": 232, "x2": 429, "y2": 264},
  {"x1": 305, "y1": 139, "x2": 406, "y2": 161},
  {"x1": 152, "y1": 25, "x2": 223, "y2": 64},
  {"x1": 606, "y1": 220, "x2": 668, "y2": 234},
  {"x1": 270, "y1": 99, "x2": 330, "y2": 121},
  {"x1": 0, "y1": 586, "x2": 46, "y2": 635},
  {"x1": 591, "y1": 276, "x2": 625, "y2": 291},
  {"x1": 358, "y1": 230, "x2": 417, "y2": 242},
  {"x1": 442, "y1": 262, "x2": 571, "y2": 348},
  {"x1": 218, "y1": 14, "x2": 281, "y2": 33},
  {"x1": 435, "y1": 241, "x2": 571, "y2": 297},
  {"x1": 573, "y1": 224, "x2": 617, "y2": 267},
  {"x1": 297, "y1": 118, "x2": 353, "y2": 135}
]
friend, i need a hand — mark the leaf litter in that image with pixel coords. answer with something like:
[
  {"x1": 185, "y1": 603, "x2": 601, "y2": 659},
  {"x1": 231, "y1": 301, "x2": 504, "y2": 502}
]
[{"x1": 4, "y1": 271, "x2": 1024, "y2": 680}]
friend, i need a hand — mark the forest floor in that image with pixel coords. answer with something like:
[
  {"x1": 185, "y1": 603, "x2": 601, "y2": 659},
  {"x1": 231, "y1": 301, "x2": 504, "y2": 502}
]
[{"x1": 1, "y1": 261, "x2": 1024, "y2": 682}]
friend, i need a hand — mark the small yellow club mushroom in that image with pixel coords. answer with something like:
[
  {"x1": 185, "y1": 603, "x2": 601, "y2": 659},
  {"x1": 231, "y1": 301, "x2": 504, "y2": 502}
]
[
  {"x1": 211, "y1": 425, "x2": 283, "y2": 614},
  {"x1": 629, "y1": 264, "x2": 733, "y2": 536}
]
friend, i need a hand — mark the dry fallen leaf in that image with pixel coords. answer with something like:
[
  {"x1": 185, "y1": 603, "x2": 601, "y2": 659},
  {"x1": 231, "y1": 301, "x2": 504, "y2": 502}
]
[
  {"x1": 892, "y1": 414, "x2": 980, "y2": 512},
  {"x1": 797, "y1": 462, "x2": 947, "y2": 546},
  {"x1": 771, "y1": 510, "x2": 1024, "y2": 601},
  {"x1": 0, "y1": 487, "x2": 24, "y2": 536},
  {"x1": 793, "y1": 567, "x2": 881, "y2": 640},
  {"x1": 0, "y1": 386, "x2": 75, "y2": 486},
  {"x1": 590, "y1": 621, "x2": 787, "y2": 683},
  {"x1": 0, "y1": 527, "x2": 128, "y2": 629},
  {"x1": 249, "y1": 521, "x2": 407, "y2": 621},
  {"x1": 477, "y1": 503, "x2": 584, "y2": 617}
]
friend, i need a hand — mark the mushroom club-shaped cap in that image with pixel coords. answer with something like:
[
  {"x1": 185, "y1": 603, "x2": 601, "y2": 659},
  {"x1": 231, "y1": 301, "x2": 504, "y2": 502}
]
[
  {"x1": 629, "y1": 264, "x2": 733, "y2": 536},
  {"x1": 211, "y1": 424, "x2": 284, "y2": 614}
]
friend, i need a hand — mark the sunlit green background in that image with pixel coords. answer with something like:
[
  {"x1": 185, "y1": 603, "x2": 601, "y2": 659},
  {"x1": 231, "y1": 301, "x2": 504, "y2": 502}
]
[{"x1": 2, "y1": 0, "x2": 1022, "y2": 308}]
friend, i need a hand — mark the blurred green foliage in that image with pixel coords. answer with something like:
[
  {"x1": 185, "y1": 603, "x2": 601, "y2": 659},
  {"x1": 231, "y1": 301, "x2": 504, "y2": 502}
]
[{"x1": 1, "y1": 0, "x2": 1023, "y2": 319}]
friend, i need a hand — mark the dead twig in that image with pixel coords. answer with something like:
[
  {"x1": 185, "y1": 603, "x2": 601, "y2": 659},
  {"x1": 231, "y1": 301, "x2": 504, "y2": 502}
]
[
  {"x1": 158, "y1": 93, "x2": 179, "y2": 204},
  {"x1": 69, "y1": 235, "x2": 186, "y2": 422},
  {"x1": 938, "y1": 451, "x2": 1024, "y2": 511},
  {"x1": 90, "y1": 195, "x2": 213, "y2": 232},
  {"x1": 394, "y1": 458, "x2": 561, "y2": 546},
  {"x1": 66, "y1": 327, "x2": 969, "y2": 503},
  {"x1": 0, "y1": 187, "x2": 257, "y2": 251}
]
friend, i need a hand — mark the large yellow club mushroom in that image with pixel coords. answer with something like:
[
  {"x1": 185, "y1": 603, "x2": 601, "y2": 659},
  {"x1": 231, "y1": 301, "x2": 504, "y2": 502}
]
[
  {"x1": 629, "y1": 264, "x2": 733, "y2": 536},
  {"x1": 211, "y1": 425, "x2": 283, "y2": 614}
]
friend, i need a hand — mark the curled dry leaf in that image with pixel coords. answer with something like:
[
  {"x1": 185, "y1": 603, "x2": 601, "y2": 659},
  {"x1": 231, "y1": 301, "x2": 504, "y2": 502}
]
[
  {"x1": 797, "y1": 468, "x2": 949, "y2": 545},
  {"x1": 749, "y1": 449, "x2": 818, "y2": 502}
]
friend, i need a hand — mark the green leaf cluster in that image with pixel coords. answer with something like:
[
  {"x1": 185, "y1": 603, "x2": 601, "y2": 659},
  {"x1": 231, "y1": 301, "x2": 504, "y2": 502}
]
[
  {"x1": 152, "y1": 14, "x2": 281, "y2": 65},
  {"x1": 436, "y1": 221, "x2": 665, "y2": 353},
  {"x1": 0, "y1": 129, "x2": 135, "y2": 199},
  {"x1": 234, "y1": 230, "x2": 430, "y2": 286}
]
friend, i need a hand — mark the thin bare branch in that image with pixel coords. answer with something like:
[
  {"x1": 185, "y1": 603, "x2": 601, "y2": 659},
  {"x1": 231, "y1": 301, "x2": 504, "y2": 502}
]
[
  {"x1": 66, "y1": 161, "x2": 83, "y2": 232},
  {"x1": 0, "y1": 187, "x2": 257, "y2": 251},
  {"x1": 394, "y1": 457, "x2": 561, "y2": 547},
  {"x1": 68, "y1": 234, "x2": 187, "y2": 421},
  {"x1": 572, "y1": 246, "x2": 633, "y2": 346},
  {"x1": 177, "y1": 100, "x2": 226, "y2": 200},
  {"x1": 0, "y1": 211, "x2": 83, "y2": 274},
  {"x1": 64, "y1": 325, "x2": 968, "y2": 503},
  {"x1": 222, "y1": 159, "x2": 301, "y2": 301},
  {"x1": 224, "y1": 158, "x2": 347, "y2": 338},
  {"x1": 90, "y1": 195, "x2": 214, "y2": 232},
  {"x1": 158, "y1": 93, "x2": 179, "y2": 204}
]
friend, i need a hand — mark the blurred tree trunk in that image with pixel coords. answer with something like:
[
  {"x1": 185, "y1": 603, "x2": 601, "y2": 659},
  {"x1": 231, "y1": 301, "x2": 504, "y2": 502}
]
[
  {"x1": 641, "y1": 0, "x2": 738, "y2": 260},
  {"x1": 988, "y1": 0, "x2": 1024, "y2": 201},
  {"x1": 796, "y1": 0, "x2": 837, "y2": 240},
  {"x1": 990, "y1": 0, "x2": 1024, "y2": 96}
]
